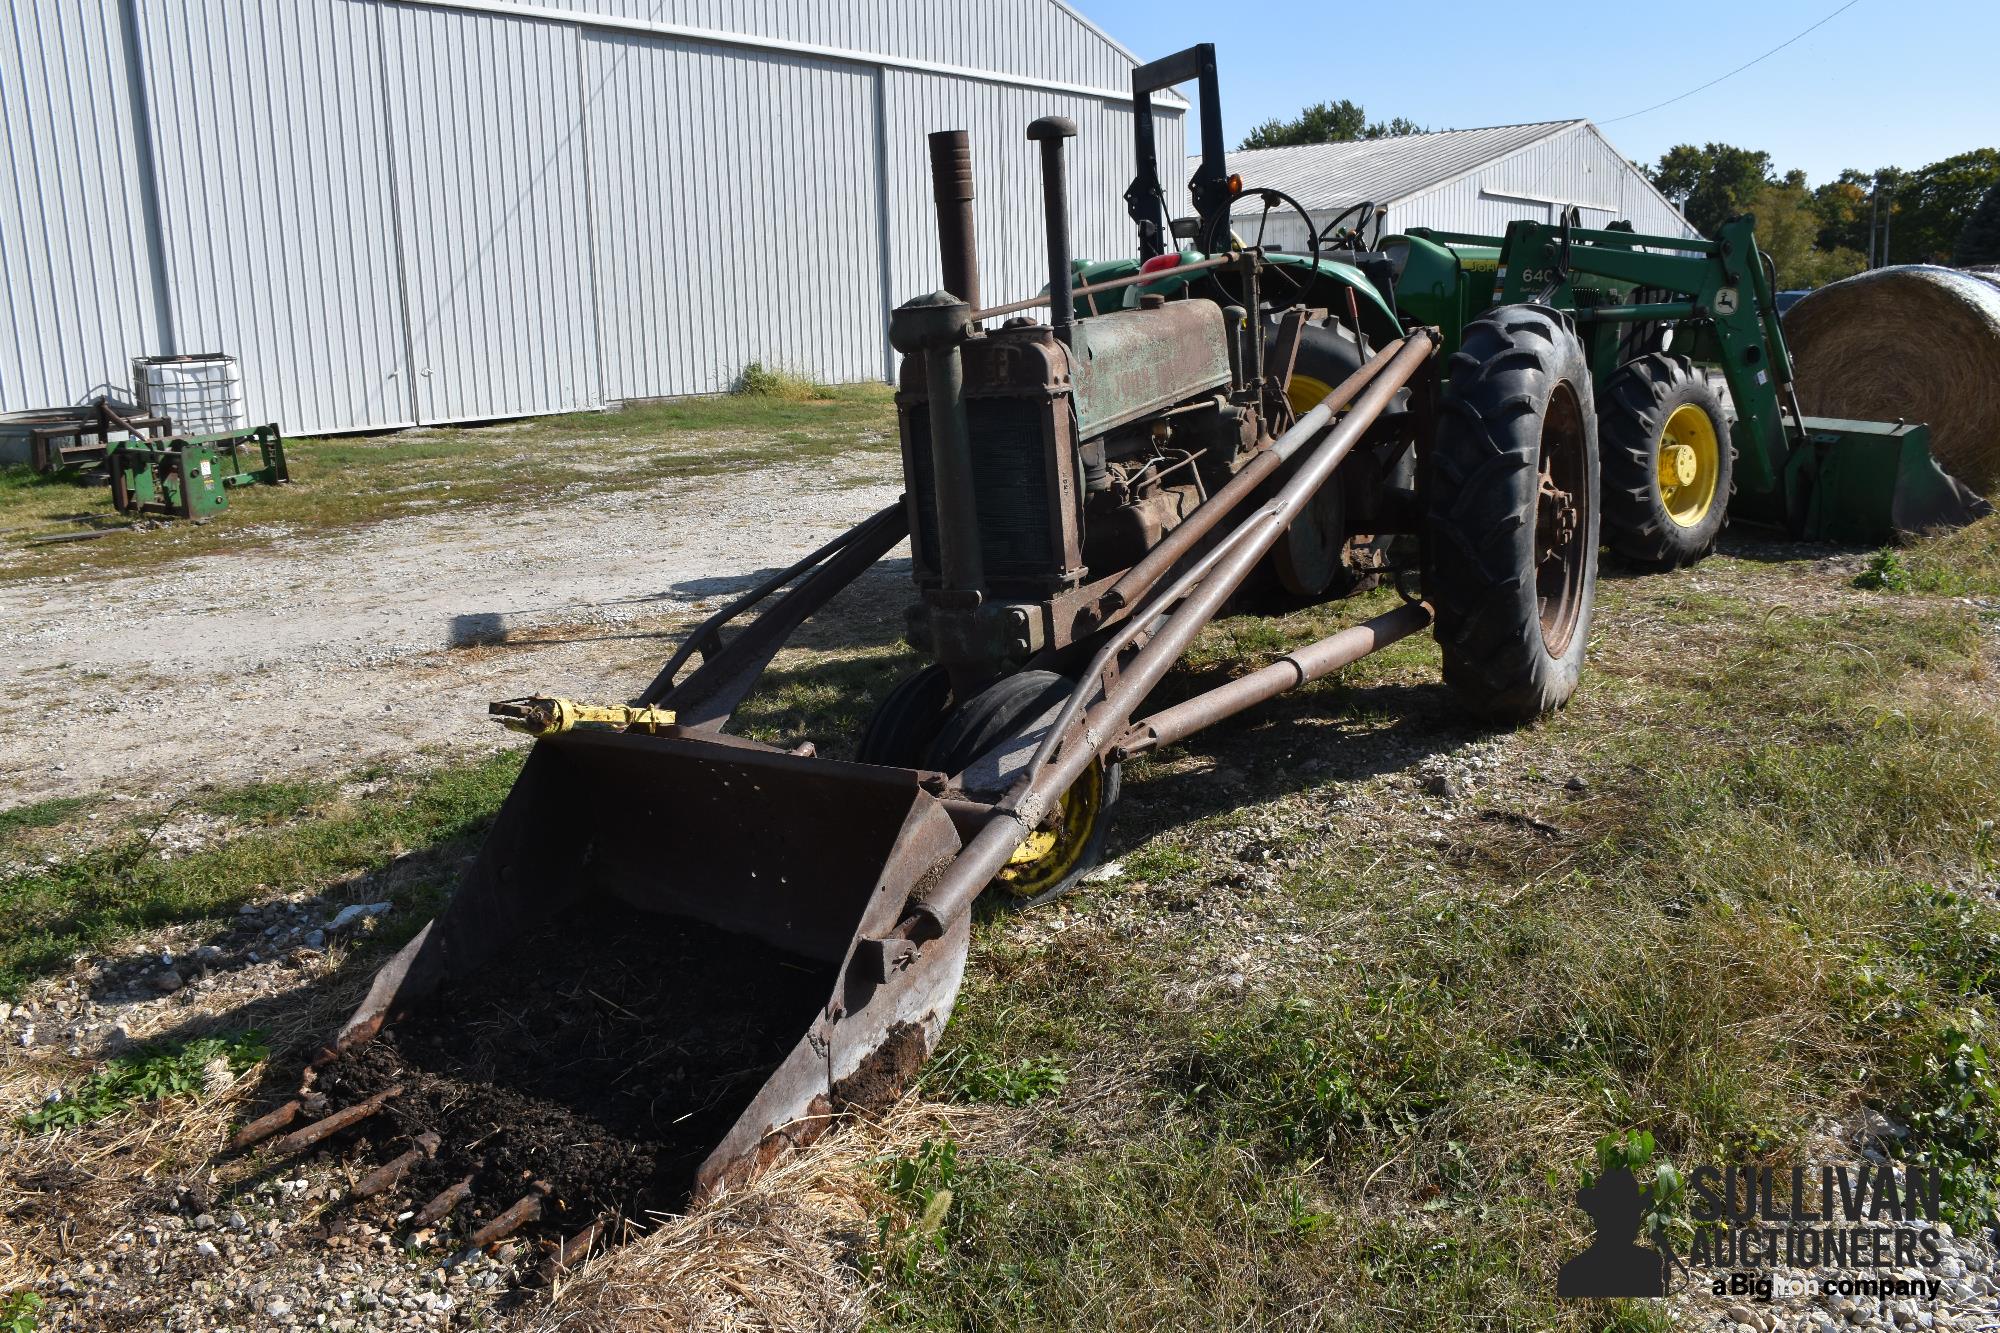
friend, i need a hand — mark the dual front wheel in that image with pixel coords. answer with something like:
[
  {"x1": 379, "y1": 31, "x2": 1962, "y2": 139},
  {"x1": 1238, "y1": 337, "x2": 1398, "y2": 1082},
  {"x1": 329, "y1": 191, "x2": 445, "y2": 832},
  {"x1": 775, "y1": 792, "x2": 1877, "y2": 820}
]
[{"x1": 857, "y1": 667, "x2": 1116, "y2": 907}]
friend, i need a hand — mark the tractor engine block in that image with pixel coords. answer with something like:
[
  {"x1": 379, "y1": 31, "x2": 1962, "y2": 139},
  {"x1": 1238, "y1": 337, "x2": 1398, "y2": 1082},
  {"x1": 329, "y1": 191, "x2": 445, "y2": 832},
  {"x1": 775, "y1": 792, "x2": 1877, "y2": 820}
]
[{"x1": 895, "y1": 301, "x2": 1239, "y2": 678}]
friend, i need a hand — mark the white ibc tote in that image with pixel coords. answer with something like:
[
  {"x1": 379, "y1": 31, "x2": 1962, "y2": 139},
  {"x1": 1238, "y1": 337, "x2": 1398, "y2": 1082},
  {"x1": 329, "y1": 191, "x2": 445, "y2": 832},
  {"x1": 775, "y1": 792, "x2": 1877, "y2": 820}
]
[{"x1": 131, "y1": 354, "x2": 248, "y2": 435}]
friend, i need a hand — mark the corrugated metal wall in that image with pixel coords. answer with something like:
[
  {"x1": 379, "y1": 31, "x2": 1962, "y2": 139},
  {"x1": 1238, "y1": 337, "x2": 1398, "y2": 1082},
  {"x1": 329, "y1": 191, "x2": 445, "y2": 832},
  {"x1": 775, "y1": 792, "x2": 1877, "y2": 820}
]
[
  {"x1": 0, "y1": 0, "x2": 164, "y2": 413},
  {"x1": 0, "y1": 0, "x2": 1182, "y2": 435},
  {"x1": 381, "y1": 4, "x2": 600, "y2": 422},
  {"x1": 586, "y1": 32, "x2": 887, "y2": 398},
  {"x1": 880, "y1": 70, "x2": 1180, "y2": 322},
  {"x1": 139, "y1": 0, "x2": 416, "y2": 432},
  {"x1": 462, "y1": 0, "x2": 1139, "y2": 94}
]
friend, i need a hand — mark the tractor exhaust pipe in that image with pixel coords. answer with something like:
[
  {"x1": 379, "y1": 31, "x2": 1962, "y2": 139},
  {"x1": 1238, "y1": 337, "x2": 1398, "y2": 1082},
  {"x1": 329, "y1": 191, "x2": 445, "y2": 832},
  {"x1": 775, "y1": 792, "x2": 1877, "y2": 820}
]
[
  {"x1": 1028, "y1": 116, "x2": 1078, "y2": 339},
  {"x1": 927, "y1": 131, "x2": 981, "y2": 312}
]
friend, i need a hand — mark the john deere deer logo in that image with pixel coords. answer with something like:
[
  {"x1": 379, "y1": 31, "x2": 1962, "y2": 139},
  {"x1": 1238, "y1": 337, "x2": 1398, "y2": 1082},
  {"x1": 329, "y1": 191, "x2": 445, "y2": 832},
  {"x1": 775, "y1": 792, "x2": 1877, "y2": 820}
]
[{"x1": 1558, "y1": 1165, "x2": 1672, "y2": 1298}]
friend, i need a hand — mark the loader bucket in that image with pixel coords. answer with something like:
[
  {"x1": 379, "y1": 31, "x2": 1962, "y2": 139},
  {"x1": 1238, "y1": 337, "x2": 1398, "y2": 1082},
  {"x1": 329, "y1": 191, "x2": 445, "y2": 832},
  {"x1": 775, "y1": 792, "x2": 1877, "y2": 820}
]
[
  {"x1": 1785, "y1": 416, "x2": 1993, "y2": 543},
  {"x1": 258, "y1": 730, "x2": 969, "y2": 1249}
]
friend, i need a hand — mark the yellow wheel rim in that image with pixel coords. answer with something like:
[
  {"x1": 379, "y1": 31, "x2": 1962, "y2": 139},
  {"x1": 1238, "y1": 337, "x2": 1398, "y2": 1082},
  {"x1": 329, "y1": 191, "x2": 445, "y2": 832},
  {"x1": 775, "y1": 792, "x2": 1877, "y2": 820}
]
[
  {"x1": 1657, "y1": 402, "x2": 1720, "y2": 527},
  {"x1": 1288, "y1": 373, "x2": 1334, "y2": 415},
  {"x1": 997, "y1": 759, "x2": 1105, "y2": 899}
]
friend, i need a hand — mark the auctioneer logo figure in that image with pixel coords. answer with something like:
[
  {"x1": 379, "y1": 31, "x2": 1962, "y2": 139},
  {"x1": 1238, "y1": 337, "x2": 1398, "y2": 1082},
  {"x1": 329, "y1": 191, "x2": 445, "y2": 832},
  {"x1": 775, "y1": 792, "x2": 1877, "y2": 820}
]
[{"x1": 1557, "y1": 1165, "x2": 1672, "y2": 1298}]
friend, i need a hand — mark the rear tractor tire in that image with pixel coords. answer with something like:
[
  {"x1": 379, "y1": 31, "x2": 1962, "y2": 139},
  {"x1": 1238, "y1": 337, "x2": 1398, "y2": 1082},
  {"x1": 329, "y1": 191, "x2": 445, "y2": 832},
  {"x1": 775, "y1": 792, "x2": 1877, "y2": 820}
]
[
  {"x1": 1427, "y1": 305, "x2": 1601, "y2": 721},
  {"x1": 1266, "y1": 319, "x2": 1410, "y2": 599},
  {"x1": 925, "y1": 670, "x2": 1119, "y2": 909},
  {"x1": 1598, "y1": 353, "x2": 1732, "y2": 568}
]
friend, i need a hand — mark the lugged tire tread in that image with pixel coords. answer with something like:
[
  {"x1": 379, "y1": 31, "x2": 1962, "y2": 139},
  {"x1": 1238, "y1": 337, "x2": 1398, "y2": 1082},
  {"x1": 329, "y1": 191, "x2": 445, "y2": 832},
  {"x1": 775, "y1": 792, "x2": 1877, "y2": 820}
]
[
  {"x1": 1597, "y1": 352, "x2": 1733, "y2": 569},
  {"x1": 1426, "y1": 305, "x2": 1600, "y2": 720}
]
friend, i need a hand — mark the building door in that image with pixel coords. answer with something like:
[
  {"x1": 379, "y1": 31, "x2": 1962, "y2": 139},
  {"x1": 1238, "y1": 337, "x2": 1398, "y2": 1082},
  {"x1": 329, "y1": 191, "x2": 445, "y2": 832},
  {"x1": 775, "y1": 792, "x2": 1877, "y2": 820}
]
[{"x1": 378, "y1": 4, "x2": 601, "y2": 423}]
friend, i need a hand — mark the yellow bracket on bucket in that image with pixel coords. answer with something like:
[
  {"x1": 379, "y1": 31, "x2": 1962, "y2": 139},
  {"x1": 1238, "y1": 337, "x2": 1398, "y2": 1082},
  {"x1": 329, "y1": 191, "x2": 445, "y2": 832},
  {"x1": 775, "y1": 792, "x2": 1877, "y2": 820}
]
[{"x1": 488, "y1": 696, "x2": 676, "y2": 738}]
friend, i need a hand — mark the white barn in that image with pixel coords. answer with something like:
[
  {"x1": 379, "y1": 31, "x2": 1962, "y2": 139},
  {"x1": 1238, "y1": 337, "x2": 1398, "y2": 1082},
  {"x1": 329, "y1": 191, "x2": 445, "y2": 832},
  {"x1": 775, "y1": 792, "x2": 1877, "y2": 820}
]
[
  {"x1": 1210, "y1": 120, "x2": 1696, "y2": 251},
  {"x1": 1, "y1": 0, "x2": 1184, "y2": 436}
]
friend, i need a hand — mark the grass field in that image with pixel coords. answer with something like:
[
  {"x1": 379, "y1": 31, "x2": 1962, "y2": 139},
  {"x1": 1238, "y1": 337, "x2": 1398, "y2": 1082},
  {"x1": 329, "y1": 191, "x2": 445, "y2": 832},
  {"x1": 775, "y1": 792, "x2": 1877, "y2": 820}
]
[
  {"x1": 5, "y1": 511, "x2": 1997, "y2": 1328},
  {"x1": 0, "y1": 383, "x2": 897, "y2": 581}
]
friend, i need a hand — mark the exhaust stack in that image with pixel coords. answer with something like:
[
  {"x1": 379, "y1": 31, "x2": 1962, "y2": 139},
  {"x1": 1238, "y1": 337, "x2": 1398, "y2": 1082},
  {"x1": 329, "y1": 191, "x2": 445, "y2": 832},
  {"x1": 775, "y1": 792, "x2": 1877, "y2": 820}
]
[{"x1": 1027, "y1": 116, "x2": 1078, "y2": 338}]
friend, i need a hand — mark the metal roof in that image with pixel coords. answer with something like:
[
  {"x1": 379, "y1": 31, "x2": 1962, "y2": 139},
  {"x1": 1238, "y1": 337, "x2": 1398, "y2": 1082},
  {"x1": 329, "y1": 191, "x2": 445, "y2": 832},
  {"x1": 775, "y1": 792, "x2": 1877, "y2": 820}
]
[{"x1": 1209, "y1": 121, "x2": 1584, "y2": 211}]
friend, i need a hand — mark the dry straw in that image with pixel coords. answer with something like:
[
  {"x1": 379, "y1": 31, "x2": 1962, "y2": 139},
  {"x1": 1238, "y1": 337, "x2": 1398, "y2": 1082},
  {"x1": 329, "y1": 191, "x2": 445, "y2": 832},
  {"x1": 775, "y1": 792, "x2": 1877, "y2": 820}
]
[
  {"x1": 529, "y1": 1100, "x2": 998, "y2": 1333},
  {"x1": 1785, "y1": 264, "x2": 2000, "y2": 496}
]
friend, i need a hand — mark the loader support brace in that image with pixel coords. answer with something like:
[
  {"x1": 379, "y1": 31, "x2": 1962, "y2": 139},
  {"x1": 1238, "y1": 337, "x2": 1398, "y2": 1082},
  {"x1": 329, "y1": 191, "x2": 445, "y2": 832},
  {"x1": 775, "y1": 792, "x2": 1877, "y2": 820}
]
[{"x1": 639, "y1": 502, "x2": 909, "y2": 729}]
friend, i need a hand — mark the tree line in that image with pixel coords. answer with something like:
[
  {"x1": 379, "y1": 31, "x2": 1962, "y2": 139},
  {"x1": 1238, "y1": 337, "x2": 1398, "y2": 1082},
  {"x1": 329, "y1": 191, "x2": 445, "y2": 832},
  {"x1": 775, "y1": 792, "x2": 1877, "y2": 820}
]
[
  {"x1": 1650, "y1": 144, "x2": 2000, "y2": 285},
  {"x1": 1238, "y1": 101, "x2": 1429, "y2": 150}
]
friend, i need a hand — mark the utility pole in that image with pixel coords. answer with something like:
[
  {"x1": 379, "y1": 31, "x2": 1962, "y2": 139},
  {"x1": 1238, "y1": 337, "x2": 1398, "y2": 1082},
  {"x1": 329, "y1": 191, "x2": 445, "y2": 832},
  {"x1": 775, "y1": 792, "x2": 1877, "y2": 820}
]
[{"x1": 1868, "y1": 185, "x2": 1880, "y2": 268}]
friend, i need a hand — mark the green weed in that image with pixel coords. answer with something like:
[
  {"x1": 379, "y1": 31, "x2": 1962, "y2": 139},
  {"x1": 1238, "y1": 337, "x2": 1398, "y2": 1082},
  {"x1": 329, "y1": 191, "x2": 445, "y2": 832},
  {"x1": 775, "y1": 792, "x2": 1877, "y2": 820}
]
[
  {"x1": 731, "y1": 361, "x2": 835, "y2": 400},
  {"x1": 17, "y1": 1032, "x2": 267, "y2": 1134},
  {"x1": 1, "y1": 1292, "x2": 42, "y2": 1333},
  {"x1": 925, "y1": 1050, "x2": 1069, "y2": 1106},
  {"x1": 199, "y1": 778, "x2": 335, "y2": 825},
  {"x1": 0, "y1": 797, "x2": 91, "y2": 845},
  {"x1": 867, "y1": 1138, "x2": 962, "y2": 1285},
  {"x1": 1856, "y1": 549, "x2": 1916, "y2": 592}
]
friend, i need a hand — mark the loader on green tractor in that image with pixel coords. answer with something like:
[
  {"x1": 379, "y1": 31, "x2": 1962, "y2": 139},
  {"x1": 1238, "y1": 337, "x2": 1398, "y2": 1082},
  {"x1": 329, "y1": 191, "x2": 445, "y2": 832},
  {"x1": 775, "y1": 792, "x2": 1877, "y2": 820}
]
[
  {"x1": 232, "y1": 44, "x2": 1608, "y2": 1262},
  {"x1": 1095, "y1": 206, "x2": 1989, "y2": 566}
]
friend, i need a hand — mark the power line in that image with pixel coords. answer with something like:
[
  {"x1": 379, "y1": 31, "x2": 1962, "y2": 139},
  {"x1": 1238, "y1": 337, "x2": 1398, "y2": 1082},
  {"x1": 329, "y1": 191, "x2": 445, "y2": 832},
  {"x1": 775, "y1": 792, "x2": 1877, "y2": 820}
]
[{"x1": 1598, "y1": 0, "x2": 1865, "y2": 126}]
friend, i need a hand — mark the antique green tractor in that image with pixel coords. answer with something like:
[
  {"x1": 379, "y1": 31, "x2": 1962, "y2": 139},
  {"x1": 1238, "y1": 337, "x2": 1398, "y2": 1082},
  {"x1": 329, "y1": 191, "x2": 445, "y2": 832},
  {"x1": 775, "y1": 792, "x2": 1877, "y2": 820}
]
[{"x1": 238, "y1": 43, "x2": 1607, "y2": 1258}]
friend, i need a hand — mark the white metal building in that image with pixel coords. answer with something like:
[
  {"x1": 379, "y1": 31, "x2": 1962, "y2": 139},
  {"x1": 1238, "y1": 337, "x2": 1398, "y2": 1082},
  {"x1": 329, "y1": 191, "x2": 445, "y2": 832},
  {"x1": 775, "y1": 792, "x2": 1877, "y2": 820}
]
[
  {"x1": 1212, "y1": 120, "x2": 1696, "y2": 251},
  {"x1": 1, "y1": 1, "x2": 1183, "y2": 436}
]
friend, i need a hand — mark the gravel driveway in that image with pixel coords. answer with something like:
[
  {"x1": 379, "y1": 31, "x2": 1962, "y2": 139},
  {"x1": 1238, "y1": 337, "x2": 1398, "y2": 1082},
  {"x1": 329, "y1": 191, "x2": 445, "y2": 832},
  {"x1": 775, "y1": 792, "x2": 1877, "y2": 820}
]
[{"x1": 0, "y1": 455, "x2": 900, "y2": 808}]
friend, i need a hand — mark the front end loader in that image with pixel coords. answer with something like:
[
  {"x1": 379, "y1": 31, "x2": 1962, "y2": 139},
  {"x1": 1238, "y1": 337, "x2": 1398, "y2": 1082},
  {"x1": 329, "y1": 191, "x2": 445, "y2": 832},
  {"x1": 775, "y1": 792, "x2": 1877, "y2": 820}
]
[
  {"x1": 1388, "y1": 218, "x2": 1991, "y2": 564},
  {"x1": 232, "y1": 44, "x2": 1607, "y2": 1267}
]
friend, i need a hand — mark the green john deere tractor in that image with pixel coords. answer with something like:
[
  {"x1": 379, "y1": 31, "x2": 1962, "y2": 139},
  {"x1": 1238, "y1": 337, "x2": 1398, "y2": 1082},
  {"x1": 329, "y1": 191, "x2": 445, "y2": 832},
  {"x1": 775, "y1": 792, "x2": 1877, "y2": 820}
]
[{"x1": 1085, "y1": 183, "x2": 1990, "y2": 568}]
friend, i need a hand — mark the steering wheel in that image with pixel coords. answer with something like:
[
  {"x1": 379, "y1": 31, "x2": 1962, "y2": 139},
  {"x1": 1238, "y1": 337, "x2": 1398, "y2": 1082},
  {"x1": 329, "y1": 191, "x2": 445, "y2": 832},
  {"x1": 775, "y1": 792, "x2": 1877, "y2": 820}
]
[
  {"x1": 1196, "y1": 185, "x2": 1322, "y2": 298},
  {"x1": 1315, "y1": 199, "x2": 1379, "y2": 252}
]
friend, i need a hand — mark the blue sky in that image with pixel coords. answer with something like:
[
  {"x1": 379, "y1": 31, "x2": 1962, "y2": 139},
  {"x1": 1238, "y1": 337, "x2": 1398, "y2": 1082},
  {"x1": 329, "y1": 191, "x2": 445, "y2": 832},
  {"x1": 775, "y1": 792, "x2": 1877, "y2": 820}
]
[{"x1": 1075, "y1": 0, "x2": 1999, "y2": 183}]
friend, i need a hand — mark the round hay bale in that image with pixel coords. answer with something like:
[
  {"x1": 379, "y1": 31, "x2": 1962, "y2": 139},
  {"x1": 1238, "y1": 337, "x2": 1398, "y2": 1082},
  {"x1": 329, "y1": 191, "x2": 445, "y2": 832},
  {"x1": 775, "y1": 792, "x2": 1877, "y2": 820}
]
[{"x1": 1784, "y1": 265, "x2": 2000, "y2": 496}]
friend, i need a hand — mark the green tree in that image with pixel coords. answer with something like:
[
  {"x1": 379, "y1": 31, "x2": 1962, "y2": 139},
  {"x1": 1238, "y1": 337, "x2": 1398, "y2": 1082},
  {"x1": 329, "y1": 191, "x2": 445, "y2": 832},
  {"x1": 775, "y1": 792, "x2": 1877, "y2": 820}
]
[
  {"x1": 1649, "y1": 143, "x2": 1774, "y2": 235},
  {"x1": 1889, "y1": 149, "x2": 2000, "y2": 263},
  {"x1": 1812, "y1": 168, "x2": 1884, "y2": 254},
  {"x1": 1366, "y1": 116, "x2": 1427, "y2": 139},
  {"x1": 1238, "y1": 102, "x2": 1427, "y2": 150},
  {"x1": 1958, "y1": 181, "x2": 2000, "y2": 265},
  {"x1": 1240, "y1": 100, "x2": 1367, "y2": 150},
  {"x1": 1746, "y1": 178, "x2": 1865, "y2": 288}
]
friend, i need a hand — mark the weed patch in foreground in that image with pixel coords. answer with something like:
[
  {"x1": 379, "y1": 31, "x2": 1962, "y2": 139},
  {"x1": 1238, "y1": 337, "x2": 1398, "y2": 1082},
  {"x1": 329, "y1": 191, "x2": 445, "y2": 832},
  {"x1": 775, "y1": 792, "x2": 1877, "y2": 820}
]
[
  {"x1": 0, "y1": 797, "x2": 92, "y2": 847},
  {"x1": 1, "y1": 1291, "x2": 43, "y2": 1333},
  {"x1": 1856, "y1": 516, "x2": 2000, "y2": 597},
  {"x1": 0, "y1": 752, "x2": 524, "y2": 999},
  {"x1": 924, "y1": 1050, "x2": 1069, "y2": 1107},
  {"x1": 16, "y1": 1032, "x2": 267, "y2": 1135}
]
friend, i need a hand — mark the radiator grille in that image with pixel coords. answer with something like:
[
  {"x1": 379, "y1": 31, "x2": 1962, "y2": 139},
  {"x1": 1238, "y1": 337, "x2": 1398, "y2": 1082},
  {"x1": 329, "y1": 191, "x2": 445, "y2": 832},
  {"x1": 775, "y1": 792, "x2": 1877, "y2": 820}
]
[{"x1": 905, "y1": 399, "x2": 1058, "y2": 583}]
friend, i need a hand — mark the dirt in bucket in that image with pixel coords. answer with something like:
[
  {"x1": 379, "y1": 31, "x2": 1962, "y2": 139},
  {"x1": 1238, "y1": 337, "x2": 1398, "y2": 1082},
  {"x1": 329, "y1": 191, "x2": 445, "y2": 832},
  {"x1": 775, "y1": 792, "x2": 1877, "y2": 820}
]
[{"x1": 304, "y1": 899, "x2": 837, "y2": 1251}]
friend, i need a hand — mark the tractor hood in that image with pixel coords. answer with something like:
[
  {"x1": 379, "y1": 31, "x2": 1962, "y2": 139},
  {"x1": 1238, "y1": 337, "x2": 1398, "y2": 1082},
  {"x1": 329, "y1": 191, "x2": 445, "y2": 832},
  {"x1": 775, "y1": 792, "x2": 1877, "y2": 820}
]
[{"x1": 1069, "y1": 300, "x2": 1233, "y2": 439}]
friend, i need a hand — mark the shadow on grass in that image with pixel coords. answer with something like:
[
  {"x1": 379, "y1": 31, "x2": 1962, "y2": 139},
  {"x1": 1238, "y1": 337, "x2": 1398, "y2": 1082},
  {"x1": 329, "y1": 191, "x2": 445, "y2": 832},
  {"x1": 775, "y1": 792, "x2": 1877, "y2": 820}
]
[{"x1": 1110, "y1": 677, "x2": 1478, "y2": 856}]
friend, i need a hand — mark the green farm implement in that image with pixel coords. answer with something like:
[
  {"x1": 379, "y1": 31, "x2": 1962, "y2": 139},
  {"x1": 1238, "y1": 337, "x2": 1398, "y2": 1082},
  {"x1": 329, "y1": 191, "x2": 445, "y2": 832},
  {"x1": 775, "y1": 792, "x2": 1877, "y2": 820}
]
[
  {"x1": 1403, "y1": 216, "x2": 1989, "y2": 560},
  {"x1": 106, "y1": 424, "x2": 289, "y2": 520},
  {"x1": 1084, "y1": 212, "x2": 1988, "y2": 564}
]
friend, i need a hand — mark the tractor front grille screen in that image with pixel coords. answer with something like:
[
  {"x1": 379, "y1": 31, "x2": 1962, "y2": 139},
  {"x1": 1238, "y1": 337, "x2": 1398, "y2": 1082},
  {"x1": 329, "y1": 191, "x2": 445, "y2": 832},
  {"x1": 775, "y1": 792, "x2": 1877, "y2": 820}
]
[{"x1": 906, "y1": 399, "x2": 1058, "y2": 583}]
